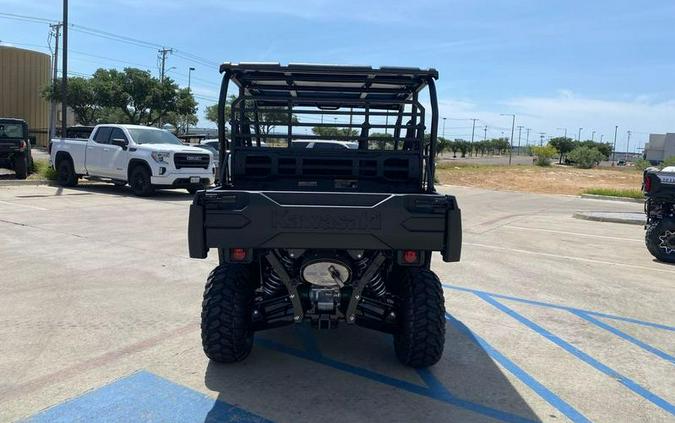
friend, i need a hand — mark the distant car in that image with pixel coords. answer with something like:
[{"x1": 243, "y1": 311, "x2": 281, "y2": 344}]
[
  {"x1": 200, "y1": 139, "x2": 220, "y2": 151},
  {"x1": 294, "y1": 140, "x2": 358, "y2": 150},
  {"x1": 617, "y1": 160, "x2": 626, "y2": 166},
  {"x1": 0, "y1": 118, "x2": 33, "y2": 179}
]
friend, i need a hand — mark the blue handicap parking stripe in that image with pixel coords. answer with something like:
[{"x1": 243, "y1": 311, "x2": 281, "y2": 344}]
[
  {"x1": 570, "y1": 310, "x2": 675, "y2": 365},
  {"x1": 443, "y1": 284, "x2": 675, "y2": 332},
  {"x1": 476, "y1": 292, "x2": 675, "y2": 417},
  {"x1": 22, "y1": 371, "x2": 270, "y2": 423},
  {"x1": 445, "y1": 314, "x2": 591, "y2": 423}
]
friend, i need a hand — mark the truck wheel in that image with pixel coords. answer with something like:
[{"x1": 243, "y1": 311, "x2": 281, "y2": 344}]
[
  {"x1": 56, "y1": 159, "x2": 78, "y2": 187},
  {"x1": 14, "y1": 154, "x2": 28, "y2": 179},
  {"x1": 129, "y1": 165, "x2": 154, "y2": 197},
  {"x1": 393, "y1": 268, "x2": 446, "y2": 368},
  {"x1": 646, "y1": 219, "x2": 675, "y2": 263},
  {"x1": 201, "y1": 264, "x2": 255, "y2": 363}
]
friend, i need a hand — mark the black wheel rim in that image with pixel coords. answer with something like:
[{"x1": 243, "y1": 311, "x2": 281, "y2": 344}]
[
  {"x1": 659, "y1": 230, "x2": 675, "y2": 254},
  {"x1": 133, "y1": 171, "x2": 149, "y2": 192}
]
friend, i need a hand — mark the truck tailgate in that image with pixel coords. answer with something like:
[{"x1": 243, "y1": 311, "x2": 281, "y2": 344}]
[{"x1": 189, "y1": 190, "x2": 461, "y2": 262}]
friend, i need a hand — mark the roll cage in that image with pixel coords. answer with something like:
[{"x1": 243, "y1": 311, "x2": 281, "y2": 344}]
[{"x1": 217, "y1": 63, "x2": 440, "y2": 193}]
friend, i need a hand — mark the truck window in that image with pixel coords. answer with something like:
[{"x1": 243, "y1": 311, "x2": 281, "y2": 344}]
[
  {"x1": 109, "y1": 128, "x2": 127, "y2": 142},
  {"x1": 0, "y1": 123, "x2": 25, "y2": 139},
  {"x1": 93, "y1": 127, "x2": 113, "y2": 144}
]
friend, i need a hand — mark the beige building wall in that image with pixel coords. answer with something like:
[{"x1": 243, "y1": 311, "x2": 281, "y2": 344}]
[{"x1": 0, "y1": 46, "x2": 51, "y2": 146}]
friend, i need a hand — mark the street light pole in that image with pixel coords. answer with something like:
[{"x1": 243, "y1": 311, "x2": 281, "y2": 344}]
[
  {"x1": 188, "y1": 67, "x2": 195, "y2": 92},
  {"x1": 61, "y1": 0, "x2": 68, "y2": 138},
  {"x1": 501, "y1": 113, "x2": 516, "y2": 166},
  {"x1": 470, "y1": 118, "x2": 477, "y2": 144},
  {"x1": 625, "y1": 130, "x2": 631, "y2": 162},
  {"x1": 612, "y1": 125, "x2": 618, "y2": 164},
  {"x1": 483, "y1": 125, "x2": 487, "y2": 141}
]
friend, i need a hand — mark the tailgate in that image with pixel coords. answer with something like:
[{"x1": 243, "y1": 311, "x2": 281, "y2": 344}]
[{"x1": 189, "y1": 190, "x2": 461, "y2": 262}]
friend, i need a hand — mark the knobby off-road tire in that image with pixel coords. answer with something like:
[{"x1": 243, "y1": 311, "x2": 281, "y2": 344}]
[
  {"x1": 14, "y1": 154, "x2": 28, "y2": 179},
  {"x1": 56, "y1": 158, "x2": 78, "y2": 187},
  {"x1": 129, "y1": 165, "x2": 154, "y2": 197},
  {"x1": 646, "y1": 218, "x2": 675, "y2": 263},
  {"x1": 394, "y1": 268, "x2": 446, "y2": 368},
  {"x1": 201, "y1": 264, "x2": 255, "y2": 363}
]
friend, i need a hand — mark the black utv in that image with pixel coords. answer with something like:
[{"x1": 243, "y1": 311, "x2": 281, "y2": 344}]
[
  {"x1": 643, "y1": 166, "x2": 675, "y2": 263},
  {"x1": 188, "y1": 63, "x2": 462, "y2": 368},
  {"x1": 0, "y1": 118, "x2": 33, "y2": 179}
]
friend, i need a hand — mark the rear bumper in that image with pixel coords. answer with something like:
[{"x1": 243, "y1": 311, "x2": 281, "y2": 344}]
[
  {"x1": 151, "y1": 173, "x2": 214, "y2": 187},
  {"x1": 188, "y1": 190, "x2": 462, "y2": 262}
]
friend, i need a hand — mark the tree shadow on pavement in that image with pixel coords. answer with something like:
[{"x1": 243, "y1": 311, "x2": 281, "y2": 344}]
[{"x1": 203, "y1": 321, "x2": 543, "y2": 423}]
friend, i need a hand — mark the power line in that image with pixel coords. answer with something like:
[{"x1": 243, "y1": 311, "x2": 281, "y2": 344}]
[{"x1": 0, "y1": 12, "x2": 55, "y2": 24}]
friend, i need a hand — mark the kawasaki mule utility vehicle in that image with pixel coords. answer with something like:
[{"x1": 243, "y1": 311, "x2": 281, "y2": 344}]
[
  {"x1": 188, "y1": 63, "x2": 462, "y2": 367},
  {"x1": 643, "y1": 166, "x2": 675, "y2": 263}
]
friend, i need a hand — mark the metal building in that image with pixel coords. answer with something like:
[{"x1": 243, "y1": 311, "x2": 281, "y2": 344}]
[{"x1": 0, "y1": 46, "x2": 51, "y2": 147}]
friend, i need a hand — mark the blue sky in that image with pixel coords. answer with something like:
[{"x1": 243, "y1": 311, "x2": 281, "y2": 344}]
[{"x1": 1, "y1": 0, "x2": 674, "y2": 151}]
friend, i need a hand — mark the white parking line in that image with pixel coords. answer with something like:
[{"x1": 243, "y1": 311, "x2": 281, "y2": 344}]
[
  {"x1": 463, "y1": 241, "x2": 675, "y2": 275},
  {"x1": 503, "y1": 225, "x2": 642, "y2": 243},
  {"x1": 0, "y1": 200, "x2": 48, "y2": 211}
]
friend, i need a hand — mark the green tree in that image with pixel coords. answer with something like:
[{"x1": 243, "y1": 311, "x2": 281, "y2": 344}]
[
  {"x1": 549, "y1": 137, "x2": 576, "y2": 164},
  {"x1": 42, "y1": 77, "x2": 100, "y2": 125},
  {"x1": 567, "y1": 146, "x2": 605, "y2": 168},
  {"x1": 42, "y1": 68, "x2": 197, "y2": 127},
  {"x1": 531, "y1": 145, "x2": 558, "y2": 166},
  {"x1": 206, "y1": 96, "x2": 297, "y2": 137}
]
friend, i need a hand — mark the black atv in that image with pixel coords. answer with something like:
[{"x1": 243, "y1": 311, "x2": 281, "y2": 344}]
[
  {"x1": 643, "y1": 166, "x2": 675, "y2": 263},
  {"x1": 188, "y1": 63, "x2": 462, "y2": 367},
  {"x1": 0, "y1": 118, "x2": 34, "y2": 179}
]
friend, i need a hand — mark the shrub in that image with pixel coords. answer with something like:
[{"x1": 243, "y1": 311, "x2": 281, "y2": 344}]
[
  {"x1": 33, "y1": 160, "x2": 58, "y2": 180},
  {"x1": 567, "y1": 146, "x2": 605, "y2": 169},
  {"x1": 530, "y1": 145, "x2": 558, "y2": 166},
  {"x1": 633, "y1": 158, "x2": 651, "y2": 171}
]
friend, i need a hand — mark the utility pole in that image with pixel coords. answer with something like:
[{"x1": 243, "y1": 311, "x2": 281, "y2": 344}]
[
  {"x1": 612, "y1": 125, "x2": 618, "y2": 165},
  {"x1": 61, "y1": 0, "x2": 68, "y2": 139},
  {"x1": 516, "y1": 125, "x2": 523, "y2": 155},
  {"x1": 186, "y1": 67, "x2": 195, "y2": 135},
  {"x1": 483, "y1": 125, "x2": 487, "y2": 141},
  {"x1": 48, "y1": 22, "x2": 62, "y2": 141},
  {"x1": 470, "y1": 118, "x2": 477, "y2": 144},
  {"x1": 591, "y1": 130, "x2": 595, "y2": 142},
  {"x1": 158, "y1": 47, "x2": 173, "y2": 83},
  {"x1": 600, "y1": 134, "x2": 604, "y2": 142},
  {"x1": 525, "y1": 128, "x2": 531, "y2": 146},
  {"x1": 157, "y1": 48, "x2": 173, "y2": 127},
  {"x1": 577, "y1": 127, "x2": 583, "y2": 142},
  {"x1": 442, "y1": 117, "x2": 446, "y2": 138},
  {"x1": 539, "y1": 132, "x2": 545, "y2": 146},
  {"x1": 501, "y1": 113, "x2": 516, "y2": 165},
  {"x1": 625, "y1": 130, "x2": 631, "y2": 162}
]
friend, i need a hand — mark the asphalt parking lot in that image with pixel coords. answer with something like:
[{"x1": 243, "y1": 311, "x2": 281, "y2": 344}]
[{"x1": 0, "y1": 183, "x2": 673, "y2": 422}]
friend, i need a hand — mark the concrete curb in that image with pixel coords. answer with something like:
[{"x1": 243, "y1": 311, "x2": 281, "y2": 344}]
[
  {"x1": 0, "y1": 179, "x2": 53, "y2": 187},
  {"x1": 580, "y1": 194, "x2": 644, "y2": 203},
  {"x1": 573, "y1": 211, "x2": 645, "y2": 226}
]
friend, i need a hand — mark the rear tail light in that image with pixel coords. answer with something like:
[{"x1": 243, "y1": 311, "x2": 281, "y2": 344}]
[
  {"x1": 230, "y1": 248, "x2": 248, "y2": 262},
  {"x1": 644, "y1": 175, "x2": 652, "y2": 192},
  {"x1": 403, "y1": 250, "x2": 418, "y2": 264},
  {"x1": 18, "y1": 140, "x2": 26, "y2": 151}
]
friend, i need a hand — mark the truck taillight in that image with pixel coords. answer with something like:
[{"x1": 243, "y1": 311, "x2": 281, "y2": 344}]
[
  {"x1": 18, "y1": 140, "x2": 26, "y2": 151},
  {"x1": 230, "y1": 248, "x2": 247, "y2": 262},
  {"x1": 403, "y1": 250, "x2": 418, "y2": 264},
  {"x1": 644, "y1": 175, "x2": 652, "y2": 192}
]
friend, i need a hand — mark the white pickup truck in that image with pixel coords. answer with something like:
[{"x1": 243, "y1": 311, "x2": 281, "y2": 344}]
[{"x1": 50, "y1": 124, "x2": 215, "y2": 196}]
